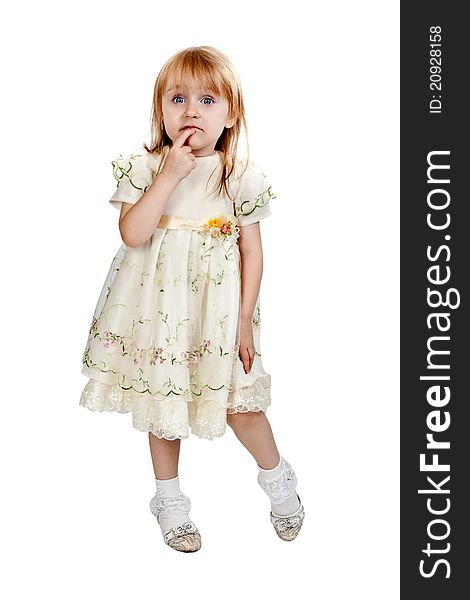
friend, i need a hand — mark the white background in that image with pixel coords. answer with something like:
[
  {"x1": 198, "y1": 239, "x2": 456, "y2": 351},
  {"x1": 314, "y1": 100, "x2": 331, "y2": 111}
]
[{"x1": 1, "y1": 1, "x2": 399, "y2": 598}]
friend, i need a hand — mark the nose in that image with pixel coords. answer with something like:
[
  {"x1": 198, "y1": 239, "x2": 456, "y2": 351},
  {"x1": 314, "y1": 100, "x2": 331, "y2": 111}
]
[{"x1": 184, "y1": 96, "x2": 201, "y2": 118}]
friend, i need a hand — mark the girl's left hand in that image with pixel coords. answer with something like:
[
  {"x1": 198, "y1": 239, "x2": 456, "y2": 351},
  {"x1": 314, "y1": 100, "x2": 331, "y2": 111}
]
[{"x1": 239, "y1": 320, "x2": 255, "y2": 374}]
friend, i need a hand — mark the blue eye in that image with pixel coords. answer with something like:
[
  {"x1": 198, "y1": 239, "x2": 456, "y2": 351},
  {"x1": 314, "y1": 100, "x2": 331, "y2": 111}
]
[{"x1": 171, "y1": 95, "x2": 215, "y2": 105}]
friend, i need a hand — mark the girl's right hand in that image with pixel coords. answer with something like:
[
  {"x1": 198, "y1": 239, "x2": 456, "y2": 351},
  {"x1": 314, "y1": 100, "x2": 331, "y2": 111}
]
[{"x1": 160, "y1": 128, "x2": 198, "y2": 182}]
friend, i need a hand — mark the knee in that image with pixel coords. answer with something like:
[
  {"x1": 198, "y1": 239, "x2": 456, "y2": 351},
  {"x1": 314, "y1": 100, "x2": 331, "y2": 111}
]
[{"x1": 227, "y1": 411, "x2": 262, "y2": 429}]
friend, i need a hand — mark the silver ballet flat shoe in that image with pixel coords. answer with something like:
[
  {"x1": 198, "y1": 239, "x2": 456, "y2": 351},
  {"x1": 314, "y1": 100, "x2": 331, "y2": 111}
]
[
  {"x1": 270, "y1": 494, "x2": 305, "y2": 541},
  {"x1": 149, "y1": 492, "x2": 202, "y2": 553},
  {"x1": 257, "y1": 456, "x2": 305, "y2": 541}
]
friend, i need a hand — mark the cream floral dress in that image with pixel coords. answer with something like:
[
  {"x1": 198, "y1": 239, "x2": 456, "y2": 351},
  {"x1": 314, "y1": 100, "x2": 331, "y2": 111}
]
[{"x1": 79, "y1": 145, "x2": 276, "y2": 440}]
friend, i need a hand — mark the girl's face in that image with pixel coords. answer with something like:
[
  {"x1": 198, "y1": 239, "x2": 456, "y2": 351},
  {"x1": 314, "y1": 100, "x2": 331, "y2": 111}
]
[{"x1": 162, "y1": 78, "x2": 234, "y2": 157}]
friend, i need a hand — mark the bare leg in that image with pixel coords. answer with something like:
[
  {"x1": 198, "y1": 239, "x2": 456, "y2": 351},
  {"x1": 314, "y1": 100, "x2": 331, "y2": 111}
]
[
  {"x1": 148, "y1": 433, "x2": 181, "y2": 480},
  {"x1": 226, "y1": 411, "x2": 281, "y2": 469}
]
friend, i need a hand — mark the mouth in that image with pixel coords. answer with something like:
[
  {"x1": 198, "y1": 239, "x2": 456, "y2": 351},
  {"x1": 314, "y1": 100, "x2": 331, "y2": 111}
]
[{"x1": 181, "y1": 126, "x2": 202, "y2": 131}]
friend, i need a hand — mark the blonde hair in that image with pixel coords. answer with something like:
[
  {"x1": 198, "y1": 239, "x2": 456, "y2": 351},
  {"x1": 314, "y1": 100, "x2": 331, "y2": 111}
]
[{"x1": 143, "y1": 46, "x2": 250, "y2": 203}]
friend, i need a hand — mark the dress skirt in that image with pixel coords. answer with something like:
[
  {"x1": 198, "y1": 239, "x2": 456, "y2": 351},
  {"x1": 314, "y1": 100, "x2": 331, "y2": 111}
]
[{"x1": 79, "y1": 225, "x2": 271, "y2": 441}]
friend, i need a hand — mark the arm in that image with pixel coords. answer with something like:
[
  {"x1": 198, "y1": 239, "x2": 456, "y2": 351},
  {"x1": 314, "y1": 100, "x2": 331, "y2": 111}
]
[
  {"x1": 118, "y1": 128, "x2": 197, "y2": 248},
  {"x1": 238, "y1": 222, "x2": 264, "y2": 374},
  {"x1": 119, "y1": 172, "x2": 179, "y2": 248}
]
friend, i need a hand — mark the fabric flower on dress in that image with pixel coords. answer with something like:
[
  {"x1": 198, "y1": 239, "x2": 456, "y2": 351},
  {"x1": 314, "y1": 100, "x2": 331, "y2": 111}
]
[{"x1": 204, "y1": 214, "x2": 240, "y2": 239}]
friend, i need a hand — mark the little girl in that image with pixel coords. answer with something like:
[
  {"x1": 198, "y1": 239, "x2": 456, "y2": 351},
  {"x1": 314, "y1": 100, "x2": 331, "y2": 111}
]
[{"x1": 79, "y1": 45, "x2": 305, "y2": 552}]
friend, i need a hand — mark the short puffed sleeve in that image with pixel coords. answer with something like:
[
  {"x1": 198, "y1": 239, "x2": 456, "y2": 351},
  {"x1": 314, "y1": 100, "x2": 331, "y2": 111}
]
[
  {"x1": 234, "y1": 159, "x2": 277, "y2": 226},
  {"x1": 109, "y1": 148, "x2": 155, "y2": 210}
]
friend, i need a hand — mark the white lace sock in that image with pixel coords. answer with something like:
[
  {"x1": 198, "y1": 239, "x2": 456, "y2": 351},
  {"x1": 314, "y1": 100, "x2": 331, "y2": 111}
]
[
  {"x1": 154, "y1": 475, "x2": 191, "y2": 532},
  {"x1": 258, "y1": 456, "x2": 301, "y2": 516}
]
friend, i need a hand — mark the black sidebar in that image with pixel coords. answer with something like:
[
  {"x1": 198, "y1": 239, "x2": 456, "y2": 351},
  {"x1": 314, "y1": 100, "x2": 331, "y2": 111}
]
[{"x1": 401, "y1": 2, "x2": 469, "y2": 597}]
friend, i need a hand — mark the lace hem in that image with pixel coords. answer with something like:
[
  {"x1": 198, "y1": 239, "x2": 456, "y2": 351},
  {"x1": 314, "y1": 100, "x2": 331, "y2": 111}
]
[
  {"x1": 226, "y1": 375, "x2": 271, "y2": 414},
  {"x1": 79, "y1": 375, "x2": 271, "y2": 441}
]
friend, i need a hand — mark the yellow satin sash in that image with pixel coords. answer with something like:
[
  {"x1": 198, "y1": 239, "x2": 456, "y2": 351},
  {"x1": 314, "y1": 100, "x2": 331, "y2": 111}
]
[{"x1": 156, "y1": 214, "x2": 239, "y2": 233}]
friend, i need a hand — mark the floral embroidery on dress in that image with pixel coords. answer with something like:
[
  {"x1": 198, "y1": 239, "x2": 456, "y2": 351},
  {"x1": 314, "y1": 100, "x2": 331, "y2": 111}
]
[
  {"x1": 111, "y1": 152, "x2": 152, "y2": 193},
  {"x1": 235, "y1": 185, "x2": 276, "y2": 219},
  {"x1": 181, "y1": 339, "x2": 212, "y2": 368}
]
